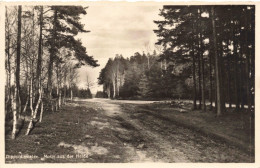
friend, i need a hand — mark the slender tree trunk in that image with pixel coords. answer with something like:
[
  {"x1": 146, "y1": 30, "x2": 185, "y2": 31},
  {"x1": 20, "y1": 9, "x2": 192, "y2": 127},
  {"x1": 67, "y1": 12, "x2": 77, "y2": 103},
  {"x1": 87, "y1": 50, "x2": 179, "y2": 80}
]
[
  {"x1": 11, "y1": 83, "x2": 17, "y2": 139},
  {"x1": 36, "y1": 6, "x2": 43, "y2": 91},
  {"x1": 240, "y1": 63, "x2": 245, "y2": 109},
  {"x1": 209, "y1": 46, "x2": 213, "y2": 110},
  {"x1": 245, "y1": 32, "x2": 251, "y2": 111},
  {"x1": 234, "y1": 36, "x2": 240, "y2": 110},
  {"x1": 117, "y1": 75, "x2": 120, "y2": 97},
  {"x1": 112, "y1": 77, "x2": 116, "y2": 99},
  {"x1": 70, "y1": 88, "x2": 73, "y2": 101},
  {"x1": 198, "y1": 8, "x2": 206, "y2": 112},
  {"x1": 24, "y1": 59, "x2": 30, "y2": 113},
  {"x1": 58, "y1": 89, "x2": 61, "y2": 108},
  {"x1": 56, "y1": 64, "x2": 61, "y2": 109},
  {"x1": 63, "y1": 72, "x2": 67, "y2": 104},
  {"x1": 6, "y1": 59, "x2": 11, "y2": 116},
  {"x1": 250, "y1": 10, "x2": 255, "y2": 112},
  {"x1": 227, "y1": 44, "x2": 232, "y2": 108},
  {"x1": 192, "y1": 51, "x2": 197, "y2": 110},
  {"x1": 39, "y1": 76, "x2": 44, "y2": 122},
  {"x1": 6, "y1": 16, "x2": 11, "y2": 116},
  {"x1": 211, "y1": 6, "x2": 223, "y2": 117},
  {"x1": 219, "y1": 44, "x2": 226, "y2": 111},
  {"x1": 200, "y1": 48, "x2": 206, "y2": 112},
  {"x1": 30, "y1": 77, "x2": 34, "y2": 116},
  {"x1": 239, "y1": 40, "x2": 244, "y2": 109},
  {"x1": 7, "y1": 67, "x2": 11, "y2": 114},
  {"x1": 47, "y1": 8, "x2": 58, "y2": 99},
  {"x1": 116, "y1": 64, "x2": 119, "y2": 97},
  {"x1": 6, "y1": 14, "x2": 11, "y2": 100},
  {"x1": 197, "y1": 39, "x2": 202, "y2": 109},
  {"x1": 22, "y1": 66, "x2": 29, "y2": 114},
  {"x1": 31, "y1": 8, "x2": 36, "y2": 106},
  {"x1": 237, "y1": 55, "x2": 241, "y2": 110},
  {"x1": 39, "y1": 98, "x2": 44, "y2": 122},
  {"x1": 63, "y1": 85, "x2": 66, "y2": 104},
  {"x1": 16, "y1": 5, "x2": 22, "y2": 117},
  {"x1": 12, "y1": 6, "x2": 22, "y2": 139},
  {"x1": 22, "y1": 98, "x2": 29, "y2": 113},
  {"x1": 191, "y1": 23, "x2": 197, "y2": 110}
]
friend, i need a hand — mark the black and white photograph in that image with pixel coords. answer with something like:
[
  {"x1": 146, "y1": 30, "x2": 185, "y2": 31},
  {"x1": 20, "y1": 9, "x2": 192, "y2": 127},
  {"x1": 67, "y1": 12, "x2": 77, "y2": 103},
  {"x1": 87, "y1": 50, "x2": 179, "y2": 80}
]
[{"x1": 2, "y1": 2, "x2": 257, "y2": 164}]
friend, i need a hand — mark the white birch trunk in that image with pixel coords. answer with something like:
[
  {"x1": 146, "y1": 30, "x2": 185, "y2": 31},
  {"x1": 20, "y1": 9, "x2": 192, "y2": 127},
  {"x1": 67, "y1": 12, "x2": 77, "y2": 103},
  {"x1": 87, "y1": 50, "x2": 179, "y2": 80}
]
[
  {"x1": 57, "y1": 83, "x2": 60, "y2": 108},
  {"x1": 26, "y1": 87, "x2": 42, "y2": 135},
  {"x1": 11, "y1": 86, "x2": 17, "y2": 139},
  {"x1": 18, "y1": 92, "x2": 21, "y2": 118},
  {"x1": 30, "y1": 77, "x2": 34, "y2": 116},
  {"x1": 22, "y1": 98, "x2": 29, "y2": 113},
  {"x1": 112, "y1": 79, "x2": 116, "y2": 99},
  {"x1": 117, "y1": 73, "x2": 120, "y2": 97},
  {"x1": 58, "y1": 91, "x2": 61, "y2": 108},
  {"x1": 39, "y1": 100, "x2": 43, "y2": 122}
]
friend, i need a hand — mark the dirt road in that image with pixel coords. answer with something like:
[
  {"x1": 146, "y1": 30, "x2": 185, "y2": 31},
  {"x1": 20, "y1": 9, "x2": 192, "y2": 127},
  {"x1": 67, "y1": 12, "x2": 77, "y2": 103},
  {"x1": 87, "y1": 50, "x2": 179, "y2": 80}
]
[
  {"x1": 82, "y1": 98, "x2": 190, "y2": 162},
  {"x1": 80, "y1": 98, "x2": 252, "y2": 162}
]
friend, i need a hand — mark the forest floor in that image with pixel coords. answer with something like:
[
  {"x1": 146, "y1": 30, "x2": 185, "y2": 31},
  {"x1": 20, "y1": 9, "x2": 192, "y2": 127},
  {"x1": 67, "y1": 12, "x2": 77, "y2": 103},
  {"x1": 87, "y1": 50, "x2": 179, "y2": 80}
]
[{"x1": 5, "y1": 98, "x2": 254, "y2": 163}]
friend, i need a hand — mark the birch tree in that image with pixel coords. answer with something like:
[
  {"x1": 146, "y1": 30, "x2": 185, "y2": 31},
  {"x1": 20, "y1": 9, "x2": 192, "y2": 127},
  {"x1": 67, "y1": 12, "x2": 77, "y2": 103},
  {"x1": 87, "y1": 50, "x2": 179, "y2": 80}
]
[{"x1": 11, "y1": 5, "x2": 22, "y2": 139}]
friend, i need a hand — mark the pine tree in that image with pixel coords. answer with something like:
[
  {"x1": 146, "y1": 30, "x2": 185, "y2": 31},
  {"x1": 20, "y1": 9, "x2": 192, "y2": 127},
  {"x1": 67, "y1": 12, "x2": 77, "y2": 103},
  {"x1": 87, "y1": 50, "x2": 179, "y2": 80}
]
[{"x1": 46, "y1": 6, "x2": 99, "y2": 98}]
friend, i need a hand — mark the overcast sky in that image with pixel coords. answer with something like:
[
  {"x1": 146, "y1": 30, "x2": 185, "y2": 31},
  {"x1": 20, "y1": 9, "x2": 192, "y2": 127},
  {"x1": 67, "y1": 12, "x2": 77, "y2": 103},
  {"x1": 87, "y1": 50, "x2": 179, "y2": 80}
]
[{"x1": 76, "y1": 5, "x2": 162, "y2": 93}]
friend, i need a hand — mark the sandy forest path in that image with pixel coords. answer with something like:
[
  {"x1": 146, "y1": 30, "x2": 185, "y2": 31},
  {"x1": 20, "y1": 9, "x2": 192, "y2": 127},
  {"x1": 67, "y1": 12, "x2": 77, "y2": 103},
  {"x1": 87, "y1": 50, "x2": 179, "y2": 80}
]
[
  {"x1": 82, "y1": 98, "x2": 189, "y2": 162},
  {"x1": 80, "y1": 98, "x2": 252, "y2": 162}
]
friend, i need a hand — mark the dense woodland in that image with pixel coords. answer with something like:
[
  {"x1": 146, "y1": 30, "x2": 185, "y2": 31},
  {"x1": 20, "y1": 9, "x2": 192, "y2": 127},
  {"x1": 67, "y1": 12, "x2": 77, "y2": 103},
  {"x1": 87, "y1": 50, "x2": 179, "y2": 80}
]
[
  {"x1": 5, "y1": 6, "x2": 98, "y2": 139},
  {"x1": 98, "y1": 5, "x2": 255, "y2": 116}
]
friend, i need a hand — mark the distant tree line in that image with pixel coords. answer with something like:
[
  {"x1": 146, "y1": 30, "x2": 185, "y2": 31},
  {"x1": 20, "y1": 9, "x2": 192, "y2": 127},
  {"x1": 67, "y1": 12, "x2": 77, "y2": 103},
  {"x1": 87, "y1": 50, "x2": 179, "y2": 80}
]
[
  {"x1": 5, "y1": 6, "x2": 98, "y2": 139},
  {"x1": 57, "y1": 85, "x2": 92, "y2": 99},
  {"x1": 98, "y1": 51, "x2": 189, "y2": 100},
  {"x1": 98, "y1": 5, "x2": 255, "y2": 117}
]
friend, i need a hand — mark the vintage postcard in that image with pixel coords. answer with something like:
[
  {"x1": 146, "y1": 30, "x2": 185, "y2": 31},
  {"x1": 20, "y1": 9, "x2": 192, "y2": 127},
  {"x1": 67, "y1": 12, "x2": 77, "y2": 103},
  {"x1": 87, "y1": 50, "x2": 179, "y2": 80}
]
[{"x1": 0, "y1": 1, "x2": 259, "y2": 167}]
